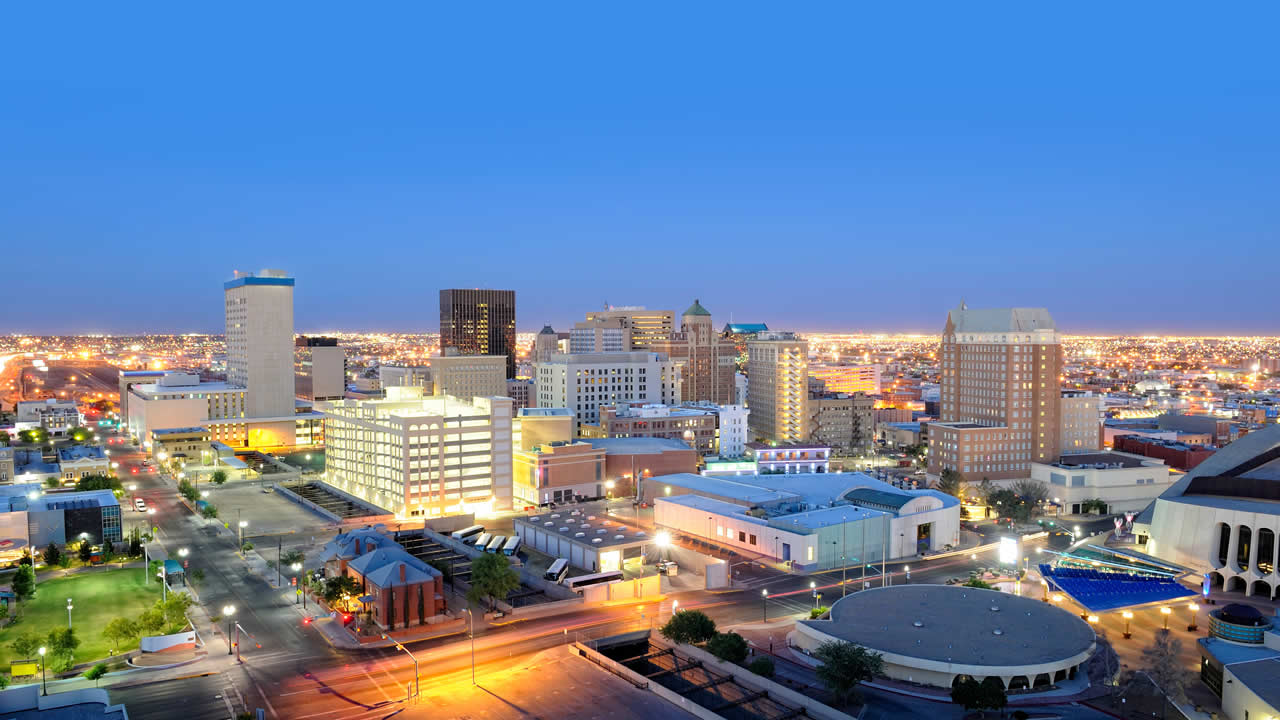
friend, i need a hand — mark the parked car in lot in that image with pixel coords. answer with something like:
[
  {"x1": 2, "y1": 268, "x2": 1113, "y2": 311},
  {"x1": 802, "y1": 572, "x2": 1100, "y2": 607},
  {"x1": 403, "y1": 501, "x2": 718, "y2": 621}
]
[{"x1": 656, "y1": 561, "x2": 679, "y2": 576}]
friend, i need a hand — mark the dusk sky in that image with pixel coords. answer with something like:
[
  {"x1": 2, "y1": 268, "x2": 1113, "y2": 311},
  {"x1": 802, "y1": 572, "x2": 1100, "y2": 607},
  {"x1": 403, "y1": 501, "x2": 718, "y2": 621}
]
[{"x1": 3, "y1": 5, "x2": 1277, "y2": 336}]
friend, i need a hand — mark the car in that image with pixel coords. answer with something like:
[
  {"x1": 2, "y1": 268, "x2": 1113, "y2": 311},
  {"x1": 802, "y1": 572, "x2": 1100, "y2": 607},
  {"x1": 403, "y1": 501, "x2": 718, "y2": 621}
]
[
  {"x1": 656, "y1": 561, "x2": 679, "y2": 575},
  {"x1": 133, "y1": 498, "x2": 147, "y2": 512}
]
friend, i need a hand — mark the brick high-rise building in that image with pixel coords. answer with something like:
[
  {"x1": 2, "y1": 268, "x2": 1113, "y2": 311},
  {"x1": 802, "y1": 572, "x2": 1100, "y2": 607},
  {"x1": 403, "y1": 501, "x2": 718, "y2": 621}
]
[
  {"x1": 747, "y1": 332, "x2": 809, "y2": 443},
  {"x1": 651, "y1": 300, "x2": 737, "y2": 405},
  {"x1": 439, "y1": 289, "x2": 517, "y2": 378},
  {"x1": 927, "y1": 303, "x2": 1062, "y2": 484}
]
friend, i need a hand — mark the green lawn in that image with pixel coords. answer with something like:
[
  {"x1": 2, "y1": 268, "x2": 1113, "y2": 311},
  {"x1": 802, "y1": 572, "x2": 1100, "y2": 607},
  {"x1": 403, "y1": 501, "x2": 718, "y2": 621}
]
[{"x1": 0, "y1": 568, "x2": 163, "y2": 668}]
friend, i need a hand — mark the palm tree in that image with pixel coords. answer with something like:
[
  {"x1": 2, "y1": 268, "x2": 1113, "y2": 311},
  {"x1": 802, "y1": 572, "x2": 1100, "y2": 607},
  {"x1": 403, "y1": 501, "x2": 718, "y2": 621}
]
[{"x1": 935, "y1": 468, "x2": 964, "y2": 498}]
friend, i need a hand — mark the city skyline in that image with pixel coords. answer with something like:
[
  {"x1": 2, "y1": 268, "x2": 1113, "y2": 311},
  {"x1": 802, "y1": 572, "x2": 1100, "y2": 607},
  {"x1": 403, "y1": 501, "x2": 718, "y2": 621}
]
[{"x1": 4, "y1": 5, "x2": 1278, "y2": 335}]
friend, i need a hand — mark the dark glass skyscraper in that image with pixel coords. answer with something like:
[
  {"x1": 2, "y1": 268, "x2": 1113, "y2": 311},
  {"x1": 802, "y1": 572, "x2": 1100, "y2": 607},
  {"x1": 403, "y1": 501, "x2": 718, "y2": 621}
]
[{"x1": 439, "y1": 289, "x2": 517, "y2": 378}]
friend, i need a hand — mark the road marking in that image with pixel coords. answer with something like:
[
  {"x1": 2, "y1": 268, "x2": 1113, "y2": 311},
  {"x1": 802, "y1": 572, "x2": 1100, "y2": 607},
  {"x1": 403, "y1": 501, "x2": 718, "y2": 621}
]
[{"x1": 362, "y1": 667, "x2": 395, "y2": 703}]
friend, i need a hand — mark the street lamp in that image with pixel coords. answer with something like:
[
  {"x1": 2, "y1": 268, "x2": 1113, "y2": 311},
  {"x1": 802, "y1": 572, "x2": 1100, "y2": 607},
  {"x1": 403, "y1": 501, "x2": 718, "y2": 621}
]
[
  {"x1": 463, "y1": 607, "x2": 477, "y2": 685},
  {"x1": 761, "y1": 589, "x2": 768, "y2": 622},
  {"x1": 1160, "y1": 606, "x2": 1172, "y2": 630},
  {"x1": 1187, "y1": 603, "x2": 1200, "y2": 631},
  {"x1": 904, "y1": 565, "x2": 910, "y2": 583},
  {"x1": 810, "y1": 581, "x2": 818, "y2": 609},
  {"x1": 38, "y1": 646, "x2": 47, "y2": 695},
  {"x1": 1122, "y1": 610, "x2": 1133, "y2": 639},
  {"x1": 66, "y1": 598, "x2": 73, "y2": 629},
  {"x1": 223, "y1": 605, "x2": 236, "y2": 655},
  {"x1": 292, "y1": 563, "x2": 302, "y2": 604},
  {"x1": 382, "y1": 634, "x2": 420, "y2": 700},
  {"x1": 238, "y1": 520, "x2": 248, "y2": 547}
]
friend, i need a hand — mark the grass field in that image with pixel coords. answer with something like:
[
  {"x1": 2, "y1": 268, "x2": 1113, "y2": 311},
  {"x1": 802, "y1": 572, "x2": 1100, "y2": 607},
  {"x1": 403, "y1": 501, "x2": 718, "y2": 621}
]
[{"x1": 0, "y1": 568, "x2": 163, "y2": 669}]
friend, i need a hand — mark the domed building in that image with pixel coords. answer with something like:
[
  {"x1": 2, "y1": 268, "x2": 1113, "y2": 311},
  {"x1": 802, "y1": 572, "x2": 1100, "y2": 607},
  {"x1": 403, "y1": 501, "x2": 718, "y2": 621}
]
[{"x1": 793, "y1": 585, "x2": 1095, "y2": 690}]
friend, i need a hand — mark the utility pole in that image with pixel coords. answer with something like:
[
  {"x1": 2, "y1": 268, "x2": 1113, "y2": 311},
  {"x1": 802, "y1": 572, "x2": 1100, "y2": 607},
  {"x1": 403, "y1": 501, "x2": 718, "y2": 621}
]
[
  {"x1": 277, "y1": 538, "x2": 282, "y2": 587},
  {"x1": 841, "y1": 515, "x2": 848, "y2": 597}
]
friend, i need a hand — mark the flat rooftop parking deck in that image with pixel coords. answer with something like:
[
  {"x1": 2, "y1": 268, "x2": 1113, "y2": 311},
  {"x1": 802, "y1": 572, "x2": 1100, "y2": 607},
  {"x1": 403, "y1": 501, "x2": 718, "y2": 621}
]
[{"x1": 288, "y1": 482, "x2": 386, "y2": 520}]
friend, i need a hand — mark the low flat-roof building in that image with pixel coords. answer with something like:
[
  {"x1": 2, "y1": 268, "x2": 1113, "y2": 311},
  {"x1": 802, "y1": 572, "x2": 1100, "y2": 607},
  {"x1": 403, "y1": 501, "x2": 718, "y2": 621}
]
[
  {"x1": 514, "y1": 511, "x2": 651, "y2": 573},
  {"x1": 650, "y1": 472, "x2": 960, "y2": 570},
  {"x1": 55, "y1": 445, "x2": 109, "y2": 484},
  {"x1": 0, "y1": 484, "x2": 123, "y2": 562},
  {"x1": 744, "y1": 442, "x2": 830, "y2": 474},
  {"x1": 584, "y1": 438, "x2": 699, "y2": 498},
  {"x1": 579, "y1": 403, "x2": 719, "y2": 455},
  {"x1": 513, "y1": 441, "x2": 607, "y2": 507},
  {"x1": 16, "y1": 399, "x2": 81, "y2": 437},
  {"x1": 1030, "y1": 451, "x2": 1173, "y2": 515},
  {"x1": 148, "y1": 427, "x2": 213, "y2": 467},
  {"x1": 795, "y1": 585, "x2": 1095, "y2": 690}
]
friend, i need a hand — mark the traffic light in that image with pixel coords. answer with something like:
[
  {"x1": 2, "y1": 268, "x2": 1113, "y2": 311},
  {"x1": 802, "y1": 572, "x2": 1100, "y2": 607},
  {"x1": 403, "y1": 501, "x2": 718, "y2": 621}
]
[{"x1": 291, "y1": 577, "x2": 297, "y2": 587}]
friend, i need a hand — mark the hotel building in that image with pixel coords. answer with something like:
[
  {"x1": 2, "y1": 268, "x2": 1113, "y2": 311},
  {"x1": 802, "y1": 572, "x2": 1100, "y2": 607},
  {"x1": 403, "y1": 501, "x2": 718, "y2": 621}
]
[
  {"x1": 319, "y1": 387, "x2": 514, "y2": 517},
  {"x1": 927, "y1": 304, "x2": 1063, "y2": 484},
  {"x1": 746, "y1": 332, "x2": 809, "y2": 443},
  {"x1": 650, "y1": 300, "x2": 738, "y2": 405},
  {"x1": 582, "y1": 306, "x2": 675, "y2": 351}
]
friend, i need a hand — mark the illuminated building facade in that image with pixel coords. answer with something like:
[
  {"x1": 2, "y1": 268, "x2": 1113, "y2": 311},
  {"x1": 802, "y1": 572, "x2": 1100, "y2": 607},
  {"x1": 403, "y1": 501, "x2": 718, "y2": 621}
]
[
  {"x1": 807, "y1": 363, "x2": 882, "y2": 396},
  {"x1": 533, "y1": 352, "x2": 681, "y2": 428},
  {"x1": 319, "y1": 387, "x2": 514, "y2": 517},
  {"x1": 747, "y1": 332, "x2": 809, "y2": 443},
  {"x1": 928, "y1": 304, "x2": 1062, "y2": 483},
  {"x1": 439, "y1": 288, "x2": 517, "y2": 378},
  {"x1": 583, "y1": 306, "x2": 675, "y2": 351},
  {"x1": 225, "y1": 269, "x2": 297, "y2": 420},
  {"x1": 650, "y1": 300, "x2": 738, "y2": 405}
]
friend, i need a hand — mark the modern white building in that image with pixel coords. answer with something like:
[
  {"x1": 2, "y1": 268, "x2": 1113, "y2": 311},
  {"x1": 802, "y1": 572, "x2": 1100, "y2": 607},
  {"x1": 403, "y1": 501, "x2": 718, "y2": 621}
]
[
  {"x1": 378, "y1": 355, "x2": 507, "y2": 401},
  {"x1": 1139, "y1": 425, "x2": 1280, "y2": 599},
  {"x1": 225, "y1": 269, "x2": 297, "y2": 421},
  {"x1": 651, "y1": 472, "x2": 961, "y2": 572},
  {"x1": 1030, "y1": 451, "x2": 1173, "y2": 515},
  {"x1": 686, "y1": 402, "x2": 749, "y2": 457},
  {"x1": 319, "y1": 387, "x2": 514, "y2": 518},
  {"x1": 126, "y1": 373, "x2": 248, "y2": 446},
  {"x1": 534, "y1": 352, "x2": 681, "y2": 427}
]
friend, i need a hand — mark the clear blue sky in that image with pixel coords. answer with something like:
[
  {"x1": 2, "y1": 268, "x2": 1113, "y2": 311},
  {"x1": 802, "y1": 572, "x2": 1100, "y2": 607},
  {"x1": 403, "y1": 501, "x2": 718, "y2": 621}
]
[{"x1": 3, "y1": 4, "x2": 1276, "y2": 335}]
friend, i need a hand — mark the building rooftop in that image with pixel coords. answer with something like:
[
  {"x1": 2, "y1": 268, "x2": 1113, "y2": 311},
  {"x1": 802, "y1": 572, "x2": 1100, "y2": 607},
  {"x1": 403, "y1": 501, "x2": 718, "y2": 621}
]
[
  {"x1": 801, "y1": 585, "x2": 1094, "y2": 668},
  {"x1": 518, "y1": 407, "x2": 573, "y2": 418},
  {"x1": 947, "y1": 304, "x2": 1057, "y2": 334},
  {"x1": 931, "y1": 422, "x2": 996, "y2": 430},
  {"x1": 722, "y1": 323, "x2": 769, "y2": 334},
  {"x1": 517, "y1": 512, "x2": 650, "y2": 549},
  {"x1": 56, "y1": 445, "x2": 106, "y2": 463},
  {"x1": 682, "y1": 299, "x2": 711, "y2": 317},
  {"x1": 745, "y1": 442, "x2": 829, "y2": 451},
  {"x1": 1051, "y1": 452, "x2": 1152, "y2": 470},
  {"x1": 150, "y1": 427, "x2": 210, "y2": 436},
  {"x1": 650, "y1": 474, "x2": 797, "y2": 505},
  {"x1": 131, "y1": 381, "x2": 243, "y2": 396},
  {"x1": 584, "y1": 438, "x2": 693, "y2": 455}
]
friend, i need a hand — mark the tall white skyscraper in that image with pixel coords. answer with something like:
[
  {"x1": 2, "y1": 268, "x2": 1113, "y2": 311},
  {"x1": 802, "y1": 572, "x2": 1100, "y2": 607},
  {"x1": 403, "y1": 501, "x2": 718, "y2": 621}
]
[{"x1": 225, "y1": 269, "x2": 296, "y2": 419}]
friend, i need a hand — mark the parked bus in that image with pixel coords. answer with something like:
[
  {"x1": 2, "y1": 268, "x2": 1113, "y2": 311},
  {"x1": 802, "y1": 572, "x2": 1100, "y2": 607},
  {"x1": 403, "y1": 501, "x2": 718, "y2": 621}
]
[
  {"x1": 544, "y1": 558, "x2": 569, "y2": 583},
  {"x1": 451, "y1": 525, "x2": 485, "y2": 544},
  {"x1": 473, "y1": 533, "x2": 492, "y2": 551},
  {"x1": 564, "y1": 570, "x2": 624, "y2": 592},
  {"x1": 485, "y1": 535, "x2": 507, "y2": 553},
  {"x1": 501, "y1": 536, "x2": 522, "y2": 557}
]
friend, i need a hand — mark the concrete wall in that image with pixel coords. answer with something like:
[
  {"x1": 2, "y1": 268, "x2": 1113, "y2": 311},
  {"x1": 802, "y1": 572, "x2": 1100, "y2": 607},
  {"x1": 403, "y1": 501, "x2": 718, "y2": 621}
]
[
  {"x1": 141, "y1": 629, "x2": 199, "y2": 653},
  {"x1": 570, "y1": 641, "x2": 724, "y2": 720},
  {"x1": 424, "y1": 513, "x2": 477, "y2": 535},
  {"x1": 273, "y1": 483, "x2": 343, "y2": 523}
]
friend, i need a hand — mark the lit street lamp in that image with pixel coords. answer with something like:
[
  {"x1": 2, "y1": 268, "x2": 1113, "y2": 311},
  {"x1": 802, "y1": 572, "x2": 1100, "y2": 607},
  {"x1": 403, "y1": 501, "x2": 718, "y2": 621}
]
[
  {"x1": 292, "y1": 563, "x2": 302, "y2": 604},
  {"x1": 238, "y1": 520, "x2": 248, "y2": 547},
  {"x1": 761, "y1": 589, "x2": 769, "y2": 622},
  {"x1": 38, "y1": 646, "x2": 47, "y2": 695},
  {"x1": 1160, "y1": 606, "x2": 1172, "y2": 630},
  {"x1": 463, "y1": 607, "x2": 477, "y2": 685},
  {"x1": 810, "y1": 581, "x2": 818, "y2": 609},
  {"x1": 382, "y1": 634, "x2": 420, "y2": 700},
  {"x1": 1187, "y1": 603, "x2": 1200, "y2": 631},
  {"x1": 66, "y1": 598, "x2": 73, "y2": 629},
  {"x1": 1122, "y1": 610, "x2": 1133, "y2": 639},
  {"x1": 224, "y1": 605, "x2": 236, "y2": 655}
]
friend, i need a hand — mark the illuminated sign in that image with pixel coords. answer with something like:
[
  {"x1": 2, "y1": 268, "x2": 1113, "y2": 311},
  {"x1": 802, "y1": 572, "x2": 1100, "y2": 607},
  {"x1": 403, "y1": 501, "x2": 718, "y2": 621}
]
[
  {"x1": 998, "y1": 536, "x2": 1019, "y2": 566},
  {"x1": 10, "y1": 661, "x2": 37, "y2": 677}
]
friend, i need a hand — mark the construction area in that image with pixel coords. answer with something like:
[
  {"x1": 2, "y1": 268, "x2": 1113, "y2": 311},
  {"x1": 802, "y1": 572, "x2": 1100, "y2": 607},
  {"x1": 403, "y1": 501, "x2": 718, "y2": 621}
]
[{"x1": 596, "y1": 635, "x2": 808, "y2": 720}]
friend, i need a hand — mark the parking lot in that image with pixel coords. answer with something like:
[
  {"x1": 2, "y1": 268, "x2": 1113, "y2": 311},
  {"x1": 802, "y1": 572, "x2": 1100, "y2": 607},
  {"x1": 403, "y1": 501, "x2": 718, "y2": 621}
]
[
  {"x1": 287, "y1": 482, "x2": 386, "y2": 521},
  {"x1": 199, "y1": 481, "x2": 337, "y2": 538}
]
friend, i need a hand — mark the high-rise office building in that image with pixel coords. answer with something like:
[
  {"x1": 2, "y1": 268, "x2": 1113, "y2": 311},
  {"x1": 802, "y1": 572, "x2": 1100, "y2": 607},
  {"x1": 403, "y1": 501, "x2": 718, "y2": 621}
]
[
  {"x1": 534, "y1": 352, "x2": 681, "y2": 427},
  {"x1": 927, "y1": 303, "x2": 1063, "y2": 483},
  {"x1": 651, "y1": 300, "x2": 737, "y2": 405},
  {"x1": 570, "y1": 317, "x2": 628, "y2": 353},
  {"x1": 225, "y1": 269, "x2": 297, "y2": 419},
  {"x1": 583, "y1": 306, "x2": 674, "y2": 350},
  {"x1": 533, "y1": 325, "x2": 560, "y2": 363},
  {"x1": 296, "y1": 336, "x2": 346, "y2": 402},
  {"x1": 746, "y1": 332, "x2": 809, "y2": 443},
  {"x1": 439, "y1": 289, "x2": 517, "y2": 378}
]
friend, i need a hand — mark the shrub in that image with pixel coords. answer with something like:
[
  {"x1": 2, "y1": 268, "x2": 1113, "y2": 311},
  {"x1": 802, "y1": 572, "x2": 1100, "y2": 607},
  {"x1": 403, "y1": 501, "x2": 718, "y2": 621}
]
[
  {"x1": 707, "y1": 632, "x2": 749, "y2": 664},
  {"x1": 810, "y1": 606, "x2": 830, "y2": 619},
  {"x1": 659, "y1": 610, "x2": 717, "y2": 645},
  {"x1": 748, "y1": 656, "x2": 775, "y2": 678}
]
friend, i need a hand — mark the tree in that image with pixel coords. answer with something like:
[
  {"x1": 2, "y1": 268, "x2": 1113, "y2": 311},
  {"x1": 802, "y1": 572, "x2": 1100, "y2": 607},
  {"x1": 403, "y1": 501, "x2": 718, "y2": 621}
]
[
  {"x1": 75, "y1": 474, "x2": 121, "y2": 492},
  {"x1": 10, "y1": 631, "x2": 41, "y2": 660},
  {"x1": 200, "y1": 504, "x2": 219, "y2": 519},
  {"x1": 0, "y1": 673, "x2": 9, "y2": 690},
  {"x1": 748, "y1": 656, "x2": 775, "y2": 678},
  {"x1": 935, "y1": 468, "x2": 964, "y2": 498},
  {"x1": 177, "y1": 478, "x2": 198, "y2": 502},
  {"x1": 813, "y1": 640, "x2": 884, "y2": 706},
  {"x1": 323, "y1": 575, "x2": 361, "y2": 604},
  {"x1": 211, "y1": 469, "x2": 228, "y2": 485},
  {"x1": 427, "y1": 558, "x2": 453, "y2": 585},
  {"x1": 466, "y1": 553, "x2": 520, "y2": 611},
  {"x1": 963, "y1": 577, "x2": 994, "y2": 590},
  {"x1": 159, "y1": 593, "x2": 194, "y2": 632},
  {"x1": 659, "y1": 609, "x2": 717, "y2": 645},
  {"x1": 417, "y1": 583, "x2": 426, "y2": 624},
  {"x1": 971, "y1": 478, "x2": 996, "y2": 506},
  {"x1": 1142, "y1": 629, "x2": 1190, "y2": 715},
  {"x1": 69, "y1": 427, "x2": 94, "y2": 443},
  {"x1": 11, "y1": 565, "x2": 35, "y2": 601},
  {"x1": 103, "y1": 617, "x2": 140, "y2": 654},
  {"x1": 1011, "y1": 479, "x2": 1050, "y2": 509},
  {"x1": 707, "y1": 632, "x2": 749, "y2": 663},
  {"x1": 17, "y1": 429, "x2": 46, "y2": 444},
  {"x1": 128, "y1": 531, "x2": 143, "y2": 558},
  {"x1": 84, "y1": 663, "x2": 108, "y2": 686},
  {"x1": 951, "y1": 676, "x2": 1007, "y2": 715},
  {"x1": 137, "y1": 607, "x2": 166, "y2": 636},
  {"x1": 43, "y1": 542, "x2": 62, "y2": 567},
  {"x1": 78, "y1": 539, "x2": 93, "y2": 563},
  {"x1": 46, "y1": 627, "x2": 80, "y2": 671},
  {"x1": 281, "y1": 549, "x2": 305, "y2": 566}
]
